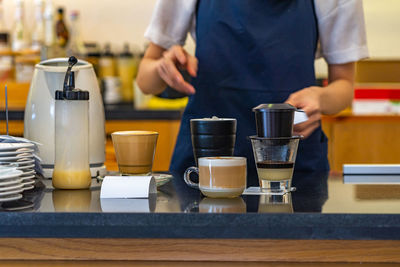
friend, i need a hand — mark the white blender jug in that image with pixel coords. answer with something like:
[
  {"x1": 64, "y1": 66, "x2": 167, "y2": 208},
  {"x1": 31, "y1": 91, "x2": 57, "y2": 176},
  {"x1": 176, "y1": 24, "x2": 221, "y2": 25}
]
[{"x1": 24, "y1": 58, "x2": 106, "y2": 178}]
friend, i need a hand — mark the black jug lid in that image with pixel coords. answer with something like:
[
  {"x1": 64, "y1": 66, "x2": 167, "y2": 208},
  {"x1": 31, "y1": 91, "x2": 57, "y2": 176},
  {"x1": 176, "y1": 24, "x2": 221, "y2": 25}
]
[
  {"x1": 55, "y1": 88, "x2": 89, "y2": 100},
  {"x1": 252, "y1": 103, "x2": 296, "y2": 113}
]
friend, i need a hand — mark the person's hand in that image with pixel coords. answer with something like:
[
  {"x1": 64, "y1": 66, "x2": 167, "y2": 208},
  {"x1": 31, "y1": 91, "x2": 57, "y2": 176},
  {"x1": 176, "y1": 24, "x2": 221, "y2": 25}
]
[
  {"x1": 156, "y1": 45, "x2": 198, "y2": 95},
  {"x1": 285, "y1": 86, "x2": 323, "y2": 138}
]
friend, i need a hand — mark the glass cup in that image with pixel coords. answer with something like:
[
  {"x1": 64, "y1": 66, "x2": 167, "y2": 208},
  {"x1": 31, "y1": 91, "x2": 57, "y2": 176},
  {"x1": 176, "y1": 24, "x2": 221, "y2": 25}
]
[
  {"x1": 111, "y1": 131, "x2": 158, "y2": 175},
  {"x1": 250, "y1": 136, "x2": 301, "y2": 194},
  {"x1": 184, "y1": 157, "x2": 247, "y2": 198}
]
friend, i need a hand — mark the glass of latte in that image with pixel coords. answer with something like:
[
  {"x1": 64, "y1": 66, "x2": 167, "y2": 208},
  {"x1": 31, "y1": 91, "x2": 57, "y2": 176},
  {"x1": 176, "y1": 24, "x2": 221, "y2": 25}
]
[
  {"x1": 249, "y1": 136, "x2": 301, "y2": 194},
  {"x1": 111, "y1": 131, "x2": 158, "y2": 175}
]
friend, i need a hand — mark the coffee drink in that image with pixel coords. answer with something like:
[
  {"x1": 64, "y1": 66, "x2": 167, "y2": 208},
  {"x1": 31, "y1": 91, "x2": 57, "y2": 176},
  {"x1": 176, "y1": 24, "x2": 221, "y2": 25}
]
[
  {"x1": 256, "y1": 160, "x2": 294, "y2": 180},
  {"x1": 199, "y1": 157, "x2": 246, "y2": 198},
  {"x1": 256, "y1": 160, "x2": 294, "y2": 189},
  {"x1": 184, "y1": 157, "x2": 246, "y2": 198},
  {"x1": 111, "y1": 131, "x2": 158, "y2": 175},
  {"x1": 250, "y1": 136, "x2": 300, "y2": 192}
]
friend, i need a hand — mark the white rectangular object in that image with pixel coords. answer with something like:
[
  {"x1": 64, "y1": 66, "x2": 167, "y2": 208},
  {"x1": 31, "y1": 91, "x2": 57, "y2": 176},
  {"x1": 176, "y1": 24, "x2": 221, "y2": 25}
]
[
  {"x1": 352, "y1": 100, "x2": 400, "y2": 115},
  {"x1": 343, "y1": 164, "x2": 400, "y2": 175},
  {"x1": 343, "y1": 174, "x2": 400, "y2": 184},
  {"x1": 294, "y1": 110, "x2": 308, "y2": 125},
  {"x1": 100, "y1": 176, "x2": 157, "y2": 199}
]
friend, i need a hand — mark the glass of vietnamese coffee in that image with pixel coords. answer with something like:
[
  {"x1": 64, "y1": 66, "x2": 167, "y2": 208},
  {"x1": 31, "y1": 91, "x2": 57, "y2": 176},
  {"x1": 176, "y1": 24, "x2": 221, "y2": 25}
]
[
  {"x1": 184, "y1": 157, "x2": 247, "y2": 198},
  {"x1": 249, "y1": 136, "x2": 301, "y2": 194}
]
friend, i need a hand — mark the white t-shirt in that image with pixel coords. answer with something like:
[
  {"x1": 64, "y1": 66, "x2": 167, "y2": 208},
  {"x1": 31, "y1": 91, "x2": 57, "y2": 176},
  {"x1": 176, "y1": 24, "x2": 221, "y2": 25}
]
[{"x1": 145, "y1": 0, "x2": 368, "y2": 64}]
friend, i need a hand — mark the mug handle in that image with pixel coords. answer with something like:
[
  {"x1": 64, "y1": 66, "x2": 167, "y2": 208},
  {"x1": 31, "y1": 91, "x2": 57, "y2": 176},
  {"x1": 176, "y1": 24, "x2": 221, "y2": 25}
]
[{"x1": 184, "y1": 166, "x2": 199, "y2": 189}]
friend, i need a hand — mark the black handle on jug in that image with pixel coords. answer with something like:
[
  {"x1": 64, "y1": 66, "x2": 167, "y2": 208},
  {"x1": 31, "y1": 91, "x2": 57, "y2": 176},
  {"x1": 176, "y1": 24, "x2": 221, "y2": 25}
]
[{"x1": 63, "y1": 56, "x2": 78, "y2": 91}]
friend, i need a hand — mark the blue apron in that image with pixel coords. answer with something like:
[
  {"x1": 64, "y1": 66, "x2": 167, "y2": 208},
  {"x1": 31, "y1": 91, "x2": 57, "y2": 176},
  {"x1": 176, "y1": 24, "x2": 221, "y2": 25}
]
[{"x1": 170, "y1": 0, "x2": 329, "y2": 186}]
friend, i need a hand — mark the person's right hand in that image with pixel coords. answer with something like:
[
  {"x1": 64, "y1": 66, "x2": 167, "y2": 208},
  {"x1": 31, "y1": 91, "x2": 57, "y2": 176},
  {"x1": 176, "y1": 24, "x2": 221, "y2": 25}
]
[{"x1": 156, "y1": 45, "x2": 198, "y2": 95}]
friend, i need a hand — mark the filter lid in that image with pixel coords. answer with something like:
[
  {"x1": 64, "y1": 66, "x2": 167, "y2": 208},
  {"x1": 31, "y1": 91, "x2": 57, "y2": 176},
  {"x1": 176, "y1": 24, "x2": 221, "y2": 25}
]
[{"x1": 253, "y1": 103, "x2": 296, "y2": 113}]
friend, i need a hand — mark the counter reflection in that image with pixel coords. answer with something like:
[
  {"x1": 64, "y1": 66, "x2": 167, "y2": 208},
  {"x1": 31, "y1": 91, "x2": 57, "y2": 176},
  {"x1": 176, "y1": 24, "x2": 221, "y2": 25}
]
[
  {"x1": 2, "y1": 171, "x2": 329, "y2": 213},
  {"x1": 52, "y1": 189, "x2": 91, "y2": 212},
  {"x1": 199, "y1": 197, "x2": 246, "y2": 213},
  {"x1": 258, "y1": 194, "x2": 293, "y2": 213},
  {"x1": 173, "y1": 171, "x2": 329, "y2": 213}
]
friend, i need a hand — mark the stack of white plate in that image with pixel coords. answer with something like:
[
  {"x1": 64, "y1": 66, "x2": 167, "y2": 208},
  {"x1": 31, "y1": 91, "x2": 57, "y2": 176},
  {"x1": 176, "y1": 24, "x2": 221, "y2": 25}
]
[
  {"x1": 0, "y1": 166, "x2": 23, "y2": 202},
  {"x1": 0, "y1": 143, "x2": 37, "y2": 196}
]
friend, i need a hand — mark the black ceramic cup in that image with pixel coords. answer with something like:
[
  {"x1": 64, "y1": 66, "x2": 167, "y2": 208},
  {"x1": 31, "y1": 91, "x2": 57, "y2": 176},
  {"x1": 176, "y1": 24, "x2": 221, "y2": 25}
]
[
  {"x1": 193, "y1": 148, "x2": 235, "y2": 158},
  {"x1": 190, "y1": 117, "x2": 237, "y2": 165},
  {"x1": 191, "y1": 134, "x2": 236, "y2": 149}
]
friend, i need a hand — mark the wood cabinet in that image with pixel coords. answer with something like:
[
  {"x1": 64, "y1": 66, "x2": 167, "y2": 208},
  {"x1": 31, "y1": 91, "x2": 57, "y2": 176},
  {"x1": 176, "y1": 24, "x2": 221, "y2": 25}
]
[
  {"x1": 1, "y1": 238, "x2": 400, "y2": 265},
  {"x1": 322, "y1": 115, "x2": 400, "y2": 172}
]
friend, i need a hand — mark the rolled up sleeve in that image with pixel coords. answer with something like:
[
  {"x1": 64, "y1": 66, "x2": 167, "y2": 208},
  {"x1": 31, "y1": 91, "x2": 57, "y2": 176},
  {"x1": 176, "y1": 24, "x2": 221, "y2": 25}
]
[
  {"x1": 315, "y1": 0, "x2": 369, "y2": 64},
  {"x1": 144, "y1": 0, "x2": 197, "y2": 49}
]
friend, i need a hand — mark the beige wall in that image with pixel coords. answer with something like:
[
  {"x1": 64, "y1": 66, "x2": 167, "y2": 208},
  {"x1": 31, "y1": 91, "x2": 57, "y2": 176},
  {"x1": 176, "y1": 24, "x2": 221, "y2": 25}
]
[{"x1": 364, "y1": 0, "x2": 400, "y2": 58}]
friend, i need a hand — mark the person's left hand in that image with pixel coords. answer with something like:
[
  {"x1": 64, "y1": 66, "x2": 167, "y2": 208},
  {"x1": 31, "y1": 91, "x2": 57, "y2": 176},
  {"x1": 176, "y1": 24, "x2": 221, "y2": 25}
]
[{"x1": 285, "y1": 86, "x2": 322, "y2": 138}]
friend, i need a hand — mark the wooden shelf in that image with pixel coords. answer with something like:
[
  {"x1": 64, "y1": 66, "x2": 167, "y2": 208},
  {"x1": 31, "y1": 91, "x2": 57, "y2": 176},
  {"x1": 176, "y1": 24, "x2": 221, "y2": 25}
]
[{"x1": 0, "y1": 81, "x2": 30, "y2": 110}]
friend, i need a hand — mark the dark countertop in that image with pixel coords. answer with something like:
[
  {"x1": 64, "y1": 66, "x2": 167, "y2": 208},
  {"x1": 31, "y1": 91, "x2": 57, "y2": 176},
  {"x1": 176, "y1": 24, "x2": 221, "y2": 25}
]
[
  {"x1": 1, "y1": 171, "x2": 400, "y2": 240},
  {"x1": 0, "y1": 103, "x2": 183, "y2": 121}
]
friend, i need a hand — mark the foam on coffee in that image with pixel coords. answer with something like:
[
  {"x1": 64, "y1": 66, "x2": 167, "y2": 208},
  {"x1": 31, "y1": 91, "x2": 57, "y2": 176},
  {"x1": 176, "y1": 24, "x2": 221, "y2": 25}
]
[
  {"x1": 199, "y1": 157, "x2": 246, "y2": 167},
  {"x1": 112, "y1": 131, "x2": 158, "y2": 136}
]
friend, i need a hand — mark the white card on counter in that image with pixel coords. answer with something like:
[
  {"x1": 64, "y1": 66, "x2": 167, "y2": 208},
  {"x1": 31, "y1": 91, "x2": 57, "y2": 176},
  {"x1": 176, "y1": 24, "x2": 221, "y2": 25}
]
[
  {"x1": 100, "y1": 176, "x2": 157, "y2": 199},
  {"x1": 100, "y1": 197, "x2": 156, "y2": 212},
  {"x1": 294, "y1": 110, "x2": 308, "y2": 125}
]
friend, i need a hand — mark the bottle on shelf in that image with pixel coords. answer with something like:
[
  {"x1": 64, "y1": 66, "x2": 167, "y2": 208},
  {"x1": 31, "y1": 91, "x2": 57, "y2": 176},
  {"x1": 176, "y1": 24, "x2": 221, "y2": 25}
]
[
  {"x1": 117, "y1": 43, "x2": 135, "y2": 102},
  {"x1": 0, "y1": 0, "x2": 8, "y2": 48},
  {"x1": 55, "y1": 7, "x2": 69, "y2": 57},
  {"x1": 11, "y1": 0, "x2": 29, "y2": 52},
  {"x1": 31, "y1": 0, "x2": 45, "y2": 52},
  {"x1": 99, "y1": 43, "x2": 116, "y2": 78},
  {"x1": 66, "y1": 10, "x2": 86, "y2": 58},
  {"x1": 99, "y1": 43, "x2": 121, "y2": 104},
  {"x1": 0, "y1": 0, "x2": 12, "y2": 81},
  {"x1": 43, "y1": 0, "x2": 55, "y2": 59},
  {"x1": 84, "y1": 42, "x2": 101, "y2": 77},
  {"x1": 44, "y1": 0, "x2": 54, "y2": 46}
]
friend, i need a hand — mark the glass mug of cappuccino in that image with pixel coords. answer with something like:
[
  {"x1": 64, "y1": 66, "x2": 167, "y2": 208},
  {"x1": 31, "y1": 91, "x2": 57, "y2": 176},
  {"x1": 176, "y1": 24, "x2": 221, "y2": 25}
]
[{"x1": 184, "y1": 157, "x2": 247, "y2": 198}]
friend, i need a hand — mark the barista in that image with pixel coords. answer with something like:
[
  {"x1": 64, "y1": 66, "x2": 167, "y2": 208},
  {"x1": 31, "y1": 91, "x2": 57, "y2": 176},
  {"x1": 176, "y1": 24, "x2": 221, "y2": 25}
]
[{"x1": 137, "y1": 0, "x2": 368, "y2": 186}]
